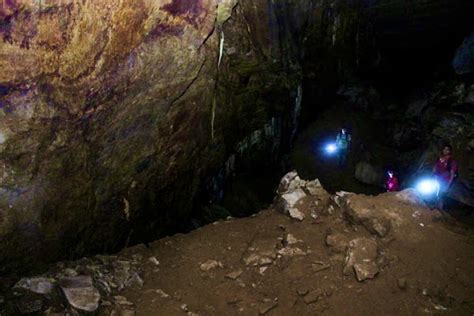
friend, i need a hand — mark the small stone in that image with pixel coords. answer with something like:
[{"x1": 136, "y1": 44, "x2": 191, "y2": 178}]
[
  {"x1": 148, "y1": 257, "x2": 160, "y2": 266},
  {"x1": 311, "y1": 261, "x2": 331, "y2": 272},
  {"x1": 114, "y1": 296, "x2": 134, "y2": 306},
  {"x1": 288, "y1": 208, "x2": 305, "y2": 221},
  {"x1": 258, "y1": 300, "x2": 277, "y2": 315},
  {"x1": 200, "y1": 260, "x2": 223, "y2": 272},
  {"x1": 296, "y1": 287, "x2": 309, "y2": 296},
  {"x1": 225, "y1": 270, "x2": 243, "y2": 280},
  {"x1": 181, "y1": 304, "x2": 189, "y2": 312},
  {"x1": 284, "y1": 234, "x2": 300, "y2": 245},
  {"x1": 304, "y1": 289, "x2": 324, "y2": 304},
  {"x1": 398, "y1": 278, "x2": 407, "y2": 289},
  {"x1": 259, "y1": 266, "x2": 268, "y2": 274}
]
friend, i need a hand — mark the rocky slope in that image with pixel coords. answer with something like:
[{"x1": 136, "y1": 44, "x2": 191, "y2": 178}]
[{"x1": 1, "y1": 172, "x2": 473, "y2": 315}]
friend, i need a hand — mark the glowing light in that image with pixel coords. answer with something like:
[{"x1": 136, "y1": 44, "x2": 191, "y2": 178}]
[
  {"x1": 416, "y1": 179, "x2": 440, "y2": 196},
  {"x1": 325, "y1": 143, "x2": 338, "y2": 154}
]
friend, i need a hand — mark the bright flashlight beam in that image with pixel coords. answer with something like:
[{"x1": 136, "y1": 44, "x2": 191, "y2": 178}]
[
  {"x1": 325, "y1": 143, "x2": 337, "y2": 154},
  {"x1": 416, "y1": 179, "x2": 440, "y2": 196}
]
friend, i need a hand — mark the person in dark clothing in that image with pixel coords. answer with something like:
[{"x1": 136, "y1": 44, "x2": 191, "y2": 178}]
[
  {"x1": 433, "y1": 144, "x2": 458, "y2": 210},
  {"x1": 336, "y1": 127, "x2": 351, "y2": 167}
]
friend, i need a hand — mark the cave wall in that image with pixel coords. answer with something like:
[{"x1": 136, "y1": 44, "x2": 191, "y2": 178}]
[{"x1": 0, "y1": 0, "x2": 315, "y2": 274}]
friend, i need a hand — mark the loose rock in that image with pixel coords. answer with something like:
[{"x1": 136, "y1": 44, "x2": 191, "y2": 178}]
[
  {"x1": 59, "y1": 275, "x2": 101, "y2": 312},
  {"x1": 200, "y1": 260, "x2": 224, "y2": 272},
  {"x1": 225, "y1": 270, "x2": 243, "y2": 280},
  {"x1": 304, "y1": 289, "x2": 324, "y2": 304},
  {"x1": 344, "y1": 238, "x2": 379, "y2": 281}
]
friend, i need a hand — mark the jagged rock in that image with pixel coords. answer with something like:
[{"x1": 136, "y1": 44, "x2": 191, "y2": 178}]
[
  {"x1": 280, "y1": 189, "x2": 306, "y2": 210},
  {"x1": 303, "y1": 289, "x2": 324, "y2": 304},
  {"x1": 14, "y1": 277, "x2": 55, "y2": 295},
  {"x1": 288, "y1": 208, "x2": 305, "y2": 221},
  {"x1": 225, "y1": 270, "x2": 243, "y2": 280},
  {"x1": 344, "y1": 238, "x2": 379, "y2": 281},
  {"x1": 277, "y1": 171, "x2": 299, "y2": 194},
  {"x1": 353, "y1": 263, "x2": 379, "y2": 281},
  {"x1": 59, "y1": 276, "x2": 100, "y2": 312},
  {"x1": 284, "y1": 234, "x2": 301, "y2": 245},
  {"x1": 199, "y1": 260, "x2": 224, "y2": 272},
  {"x1": 326, "y1": 233, "x2": 349, "y2": 253}
]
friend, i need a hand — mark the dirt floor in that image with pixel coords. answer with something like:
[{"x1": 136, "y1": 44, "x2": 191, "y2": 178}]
[{"x1": 1, "y1": 173, "x2": 474, "y2": 316}]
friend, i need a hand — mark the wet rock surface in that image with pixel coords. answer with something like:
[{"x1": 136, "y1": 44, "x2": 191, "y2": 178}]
[{"x1": 2, "y1": 172, "x2": 473, "y2": 315}]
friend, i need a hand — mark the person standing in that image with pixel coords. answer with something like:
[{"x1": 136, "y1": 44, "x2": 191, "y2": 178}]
[
  {"x1": 336, "y1": 127, "x2": 351, "y2": 167},
  {"x1": 433, "y1": 144, "x2": 458, "y2": 210},
  {"x1": 385, "y1": 170, "x2": 400, "y2": 192}
]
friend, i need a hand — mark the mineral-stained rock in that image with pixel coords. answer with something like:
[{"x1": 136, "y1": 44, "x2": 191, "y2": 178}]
[{"x1": 0, "y1": 0, "x2": 308, "y2": 273}]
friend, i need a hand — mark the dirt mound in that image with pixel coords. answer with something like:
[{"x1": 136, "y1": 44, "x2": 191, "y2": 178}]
[{"x1": 1, "y1": 172, "x2": 473, "y2": 315}]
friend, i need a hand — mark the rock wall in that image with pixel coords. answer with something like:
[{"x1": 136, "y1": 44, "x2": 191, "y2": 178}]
[{"x1": 0, "y1": 0, "x2": 313, "y2": 274}]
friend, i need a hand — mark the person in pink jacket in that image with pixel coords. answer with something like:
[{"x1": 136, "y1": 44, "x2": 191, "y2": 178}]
[
  {"x1": 385, "y1": 170, "x2": 400, "y2": 192},
  {"x1": 433, "y1": 144, "x2": 458, "y2": 210}
]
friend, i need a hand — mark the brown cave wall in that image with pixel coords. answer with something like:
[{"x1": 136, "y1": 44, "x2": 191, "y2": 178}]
[{"x1": 0, "y1": 0, "x2": 316, "y2": 274}]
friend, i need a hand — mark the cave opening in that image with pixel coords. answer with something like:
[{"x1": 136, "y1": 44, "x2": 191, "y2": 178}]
[{"x1": 292, "y1": 0, "x2": 474, "y2": 209}]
